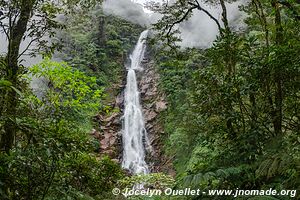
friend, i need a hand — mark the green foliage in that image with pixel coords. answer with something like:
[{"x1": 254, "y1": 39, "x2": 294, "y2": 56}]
[
  {"x1": 119, "y1": 173, "x2": 175, "y2": 190},
  {"x1": 55, "y1": 7, "x2": 144, "y2": 87},
  {"x1": 151, "y1": 1, "x2": 300, "y2": 199},
  {"x1": 0, "y1": 58, "x2": 124, "y2": 199},
  {"x1": 28, "y1": 58, "x2": 103, "y2": 120},
  {"x1": 0, "y1": 2, "x2": 144, "y2": 200},
  {"x1": 117, "y1": 173, "x2": 175, "y2": 200}
]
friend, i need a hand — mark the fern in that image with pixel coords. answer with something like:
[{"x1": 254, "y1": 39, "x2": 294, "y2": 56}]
[
  {"x1": 183, "y1": 174, "x2": 194, "y2": 187},
  {"x1": 183, "y1": 166, "x2": 247, "y2": 187},
  {"x1": 191, "y1": 173, "x2": 204, "y2": 186},
  {"x1": 256, "y1": 157, "x2": 283, "y2": 179},
  {"x1": 268, "y1": 157, "x2": 281, "y2": 178}
]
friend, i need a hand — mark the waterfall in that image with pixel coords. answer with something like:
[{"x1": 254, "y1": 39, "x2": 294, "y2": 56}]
[{"x1": 122, "y1": 30, "x2": 150, "y2": 175}]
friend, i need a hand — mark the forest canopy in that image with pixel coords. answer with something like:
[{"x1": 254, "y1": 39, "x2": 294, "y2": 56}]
[
  {"x1": 0, "y1": 0, "x2": 300, "y2": 199},
  {"x1": 148, "y1": 0, "x2": 300, "y2": 199}
]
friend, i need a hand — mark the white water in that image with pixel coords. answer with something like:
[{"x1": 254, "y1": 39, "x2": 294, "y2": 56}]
[{"x1": 122, "y1": 30, "x2": 150, "y2": 174}]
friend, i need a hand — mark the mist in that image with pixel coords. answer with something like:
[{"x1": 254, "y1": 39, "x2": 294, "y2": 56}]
[
  {"x1": 178, "y1": 1, "x2": 245, "y2": 48},
  {"x1": 0, "y1": 35, "x2": 42, "y2": 66},
  {"x1": 0, "y1": 0, "x2": 246, "y2": 57},
  {"x1": 103, "y1": 0, "x2": 245, "y2": 48},
  {"x1": 0, "y1": 35, "x2": 7, "y2": 54},
  {"x1": 102, "y1": 0, "x2": 150, "y2": 26}
]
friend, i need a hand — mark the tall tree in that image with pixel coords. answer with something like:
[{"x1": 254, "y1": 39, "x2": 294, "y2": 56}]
[
  {"x1": 0, "y1": 0, "x2": 101, "y2": 153},
  {"x1": 151, "y1": 0, "x2": 300, "y2": 196}
]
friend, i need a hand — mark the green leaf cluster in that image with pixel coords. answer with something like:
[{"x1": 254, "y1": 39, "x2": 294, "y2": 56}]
[{"x1": 151, "y1": 1, "x2": 300, "y2": 199}]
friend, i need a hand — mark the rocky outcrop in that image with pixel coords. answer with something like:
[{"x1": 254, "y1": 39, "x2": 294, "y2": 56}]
[
  {"x1": 137, "y1": 54, "x2": 175, "y2": 176},
  {"x1": 94, "y1": 46, "x2": 175, "y2": 176},
  {"x1": 93, "y1": 81, "x2": 125, "y2": 159}
]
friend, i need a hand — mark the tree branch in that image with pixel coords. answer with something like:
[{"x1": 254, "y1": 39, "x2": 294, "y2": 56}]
[
  {"x1": 219, "y1": 0, "x2": 230, "y2": 33},
  {"x1": 164, "y1": 0, "x2": 224, "y2": 45},
  {"x1": 188, "y1": 1, "x2": 223, "y2": 35},
  {"x1": 17, "y1": 37, "x2": 39, "y2": 59},
  {"x1": 0, "y1": 21, "x2": 9, "y2": 40},
  {"x1": 165, "y1": 5, "x2": 198, "y2": 42}
]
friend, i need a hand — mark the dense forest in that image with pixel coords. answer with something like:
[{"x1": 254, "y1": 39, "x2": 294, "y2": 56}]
[{"x1": 0, "y1": 0, "x2": 299, "y2": 200}]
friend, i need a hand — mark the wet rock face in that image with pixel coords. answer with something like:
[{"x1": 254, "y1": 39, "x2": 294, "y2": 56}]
[
  {"x1": 138, "y1": 53, "x2": 174, "y2": 175},
  {"x1": 94, "y1": 81, "x2": 125, "y2": 159},
  {"x1": 96, "y1": 47, "x2": 174, "y2": 175}
]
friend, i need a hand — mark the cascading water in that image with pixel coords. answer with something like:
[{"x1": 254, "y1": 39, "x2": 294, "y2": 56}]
[{"x1": 122, "y1": 30, "x2": 150, "y2": 175}]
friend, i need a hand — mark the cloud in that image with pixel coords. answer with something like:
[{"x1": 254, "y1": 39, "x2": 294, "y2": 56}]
[
  {"x1": 102, "y1": 0, "x2": 150, "y2": 26},
  {"x1": 0, "y1": 35, "x2": 8, "y2": 54},
  {"x1": 118, "y1": 0, "x2": 246, "y2": 48},
  {"x1": 178, "y1": 1, "x2": 246, "y2": 48}
]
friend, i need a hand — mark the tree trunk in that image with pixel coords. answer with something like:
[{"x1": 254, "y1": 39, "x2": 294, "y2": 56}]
[
  {"x1": 98, "y1": 16, "x2": 106, "y2": 47},
  {"x1": 219, "y1": 0, "x2": 230, "y2": 34},
  {"x1": 271, "y1": 0, "x2": 283, "y2": 136},
  {"x1": 0, "y1": 0, "x2": 34, "y2": 153},
  {"x1": 219, "y1": 0, "x2": 236, "y2": 76}
]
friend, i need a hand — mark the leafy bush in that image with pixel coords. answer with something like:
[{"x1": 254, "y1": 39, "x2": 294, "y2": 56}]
[{"x1": 0, "y1": 59, "x2": 124, "y2": 200}]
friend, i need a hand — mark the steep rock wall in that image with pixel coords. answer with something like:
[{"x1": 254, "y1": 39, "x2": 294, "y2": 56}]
[
  {"x1": 138, "y1": 52, "x2": 174, "y2": 175},
  {"x1": 95, "y1": 47, "x2": 174, "y2": 175}
]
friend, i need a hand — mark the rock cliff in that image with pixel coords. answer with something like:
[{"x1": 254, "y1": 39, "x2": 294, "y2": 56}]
[{"x1": 94, "y1": 47, "x2": 174, "y2": 175}]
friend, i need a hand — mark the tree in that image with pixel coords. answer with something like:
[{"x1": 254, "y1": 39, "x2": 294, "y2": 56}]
[
  {"x1": 0, "y1": 0, "x2": 102, "y2": 153},
  {"x1": 148, "y1": 0, "x2": 236, "y2": 46},
  {"x1": 150, "y1": 0, "x2": 300, "y2": 197},
  {"x1": 0, "y1": 59, "x2": 124, "y2": 199}
]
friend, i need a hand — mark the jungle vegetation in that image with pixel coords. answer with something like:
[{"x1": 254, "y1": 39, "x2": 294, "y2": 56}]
[
  {"x1": 0, "y1": 0, "x2": 299, "y2": 199},
  {"x1": 149, "y1": 0, "x2": 300, "y2": 199}
]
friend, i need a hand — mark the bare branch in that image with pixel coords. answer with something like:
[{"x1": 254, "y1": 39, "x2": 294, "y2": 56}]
[
  {"x1": 165, "y1": 4, "x2": 198, "y2": 43},
  {"x1": 188, "y1": 1, "x2": 223, "y2": 35},
  {"x1": 153, "y1": 0, "x2": 227, "y2": 49},
  {"x1": 164, "y1": 0, "x2": 224, "y2": 45},
  {"x1": 0, "y1": 21, "x2": 9, "y2": 39},
  {"x1": 12, "y1": 10, "x2": 20, "y2": 29},
  {"x1": 17, "y1": 26, "x2": 48, "y2": 59},
  {"x1": 17, "y1": 38, "x2": 39, "y2": 59}
]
